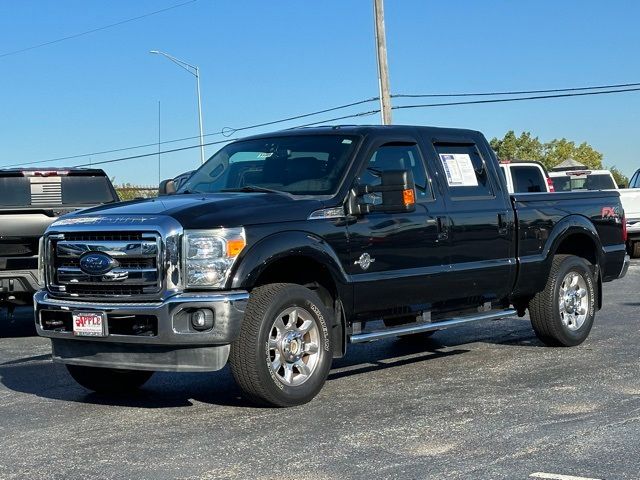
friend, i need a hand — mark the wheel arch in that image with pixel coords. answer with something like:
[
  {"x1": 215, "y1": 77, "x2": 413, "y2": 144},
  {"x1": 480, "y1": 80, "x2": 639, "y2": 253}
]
[
  {"x1": 513, "y1": 215, "x2": 604, "y2": 308},
  {"x1": 230, "y1": 231, "x2": 350, "y2": 357}
]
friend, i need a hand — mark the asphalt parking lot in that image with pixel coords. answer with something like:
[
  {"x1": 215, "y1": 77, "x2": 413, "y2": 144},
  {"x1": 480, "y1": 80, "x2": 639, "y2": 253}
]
[{"x1": 1, "y1": 262, "x2": 638, "y2": 480}]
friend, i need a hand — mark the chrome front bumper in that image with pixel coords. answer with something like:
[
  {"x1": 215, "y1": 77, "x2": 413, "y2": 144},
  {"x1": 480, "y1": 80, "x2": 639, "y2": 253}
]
[{"x1": 34, "y1": 290, "x2": 249, "y2": 372}]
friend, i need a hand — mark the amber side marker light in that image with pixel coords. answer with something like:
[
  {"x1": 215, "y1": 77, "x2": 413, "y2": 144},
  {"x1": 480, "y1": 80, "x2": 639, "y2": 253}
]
[
  {"x1": 403, "y1": 189, "x2": 416, "y2": 206},
  {"x1": 227, "y1": 238, "x2": 246, "y2": 257}
]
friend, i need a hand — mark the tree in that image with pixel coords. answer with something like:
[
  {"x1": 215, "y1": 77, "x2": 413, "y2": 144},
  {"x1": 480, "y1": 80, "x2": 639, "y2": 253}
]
[
  {"x1": 608, "y1": 166, "x2": 629, "y2": 188},
  {"x1": 490, "y1": 131, "x2": 603, "y2": 171},
  {"x1": 112, "y1": 181, "x2": 157, "y2": 201}
]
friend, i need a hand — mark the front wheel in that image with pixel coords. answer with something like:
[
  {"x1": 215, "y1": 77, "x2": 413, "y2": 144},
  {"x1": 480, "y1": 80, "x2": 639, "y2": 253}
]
[
  {"x1": 529, "y1": 254, "x2": 596, "y2": 347},
  {"x1": 66, "y1": 364, "x2": 154, "y2": 393},
  {"x1": 229, "y1": 283, "x2": 333, "y2": 407}
]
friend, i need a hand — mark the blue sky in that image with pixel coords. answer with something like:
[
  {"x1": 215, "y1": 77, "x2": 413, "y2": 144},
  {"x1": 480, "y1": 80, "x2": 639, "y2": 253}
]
[{"x1": 1, "y1": 0, "x2": 639, "y2": 185}]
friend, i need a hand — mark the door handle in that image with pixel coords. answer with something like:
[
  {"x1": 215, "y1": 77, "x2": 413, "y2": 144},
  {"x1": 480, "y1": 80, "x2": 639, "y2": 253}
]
[
  {"x1": 498, "y1": 213, "x2": 509, "y2": 236},
  {"x1": 436, "y1": 216, "x2": 449, "y2": 241}
]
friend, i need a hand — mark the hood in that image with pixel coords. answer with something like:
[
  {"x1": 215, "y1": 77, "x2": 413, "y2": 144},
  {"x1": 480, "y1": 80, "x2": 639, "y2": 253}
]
[{"x1": 69, "y1": 193, "x2": 326, "y2": 228}]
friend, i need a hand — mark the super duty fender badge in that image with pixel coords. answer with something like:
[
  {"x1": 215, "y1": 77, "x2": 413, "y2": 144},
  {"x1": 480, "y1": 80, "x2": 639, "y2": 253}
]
[{"x1": 354, "y1": 252, "x2": 375, "y2": 271}]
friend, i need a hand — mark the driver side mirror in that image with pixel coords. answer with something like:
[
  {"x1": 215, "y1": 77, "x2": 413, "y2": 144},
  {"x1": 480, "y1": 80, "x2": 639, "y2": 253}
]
[
  {"x1": 348, "y1": 169, "x2": 416, "y2": 215},
  {"x1": 158, "y1": 179, "x2": 176, "y2": 196}
]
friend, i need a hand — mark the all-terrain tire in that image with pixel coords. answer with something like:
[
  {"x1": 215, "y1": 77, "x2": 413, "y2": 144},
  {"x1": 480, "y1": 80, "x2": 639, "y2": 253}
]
[
  {"x1": 529, "y1": 255, "x2": 596, "y2": 347},
  {"x1": 229, "y1": 283, "x2": 333, "y2": 407},
  {"x1": 66, "y1": 365, "x2": 154, "y2": 393}
]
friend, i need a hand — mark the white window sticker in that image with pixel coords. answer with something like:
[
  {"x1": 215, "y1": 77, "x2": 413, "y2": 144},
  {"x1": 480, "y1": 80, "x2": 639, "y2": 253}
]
[{"x1": 439, "y1": 153, "x2": 478, "y2": 187}]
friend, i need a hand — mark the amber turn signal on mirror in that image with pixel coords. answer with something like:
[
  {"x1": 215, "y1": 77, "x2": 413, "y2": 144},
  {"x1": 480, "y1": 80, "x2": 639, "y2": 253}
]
[{"x1": 403, "y1": 188, "x2": 415, "y2": 206}]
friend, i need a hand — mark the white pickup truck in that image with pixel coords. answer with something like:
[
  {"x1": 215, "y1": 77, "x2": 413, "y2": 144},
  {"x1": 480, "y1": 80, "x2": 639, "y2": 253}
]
[
  {"x1": 549, "y1": 168, "x2": 640, "y2": 257},
  {"x1": 622, "y1": 169, "x2": 640, "y2": 257}
]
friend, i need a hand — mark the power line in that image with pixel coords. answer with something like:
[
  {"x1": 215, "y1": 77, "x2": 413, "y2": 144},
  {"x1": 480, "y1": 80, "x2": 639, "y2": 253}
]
[
  {"x1": 0, "y1": 0, "x2": 198, "y2": 59},
  {"x1": 6, "y1": 83, "x2": 640, "y2": 170},
  {"x1": 11, "y1": 80, "x2": 640, "y2": 168},
  {"x1": 73, "y1": 138, "x2": 236, "y2": 168},
  {"x1": 51, "y1": 109, "x2": 384, "y2": 169},
  {"x1": 392, "y1": 81, "x2": 640, "y2": 99},
  {"x1": 6, "y1": 96, "x2": 380, "y2": 168},
  {"x1": 392, "y1": 86, "x2": 640, "y2": 111}
]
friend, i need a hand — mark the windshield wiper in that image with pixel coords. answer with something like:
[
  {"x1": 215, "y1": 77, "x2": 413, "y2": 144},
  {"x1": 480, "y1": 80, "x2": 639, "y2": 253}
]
[{"x1": 221, "y1": 185, "x2": 290, "y2": 196}]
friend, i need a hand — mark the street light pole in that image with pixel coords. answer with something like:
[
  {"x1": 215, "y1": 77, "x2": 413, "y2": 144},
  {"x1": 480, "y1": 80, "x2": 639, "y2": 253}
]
[{"x1": 150, "y1": 50, "x2": 206, "y2": 164}]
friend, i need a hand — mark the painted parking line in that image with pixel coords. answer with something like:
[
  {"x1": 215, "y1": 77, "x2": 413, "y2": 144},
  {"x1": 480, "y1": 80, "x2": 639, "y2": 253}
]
[{"x1": 530, "y1": 473, "x2": 602, "y2": 480}]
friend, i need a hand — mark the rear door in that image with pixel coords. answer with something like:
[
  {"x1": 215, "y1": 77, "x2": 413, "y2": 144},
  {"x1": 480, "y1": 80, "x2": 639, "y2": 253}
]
[{"x1": 424, "y1": 135, "x2": 516, "y2": 304}]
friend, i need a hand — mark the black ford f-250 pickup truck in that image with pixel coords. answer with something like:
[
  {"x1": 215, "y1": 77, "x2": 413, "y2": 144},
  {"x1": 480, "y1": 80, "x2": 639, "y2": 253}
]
[
  {"x1": 34, "y1": 126, "x2": 629, "y2": 406},
  {"x1": 0, "y1": 168, "x2": 118, "y2": 314}
]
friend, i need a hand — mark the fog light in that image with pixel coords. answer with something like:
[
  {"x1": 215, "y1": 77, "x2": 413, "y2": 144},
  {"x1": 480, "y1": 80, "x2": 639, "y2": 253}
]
[{"x1": 190, "y1": 309, "x2": 214, "y2": 331}]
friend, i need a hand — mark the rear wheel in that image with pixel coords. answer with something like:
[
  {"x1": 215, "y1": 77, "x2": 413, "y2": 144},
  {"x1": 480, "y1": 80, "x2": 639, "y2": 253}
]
[
  {"x1": 229, "y1": 283, "x2": 333, "y2": 407},
  {"x1": 66, "y1": 365, "x2": 153, "y2": 393},
  {"x1": 529, "y1": 255, "x2": 596, "y2": 347}
]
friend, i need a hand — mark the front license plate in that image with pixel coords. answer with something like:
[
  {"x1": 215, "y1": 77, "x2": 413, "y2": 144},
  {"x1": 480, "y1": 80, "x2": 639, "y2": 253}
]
[{"x1": 72, "y1": 312, "x2": 107, "y2": 337}]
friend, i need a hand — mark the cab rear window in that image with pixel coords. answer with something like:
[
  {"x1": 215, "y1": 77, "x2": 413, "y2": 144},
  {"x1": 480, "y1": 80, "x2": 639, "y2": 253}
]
[
  {"x1": 0, "y1": 175, "x2": 116, "y2": 207},
  {"x1": 553, "y1": 174, "x2": 615, "y2": 191},
  {"x1": 0, "y1": 178, "x2": 30, "y2": 206}
]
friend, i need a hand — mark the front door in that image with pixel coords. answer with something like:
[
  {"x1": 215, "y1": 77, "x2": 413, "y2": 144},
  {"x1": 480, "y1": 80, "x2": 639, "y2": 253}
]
[{"x1": 348, "y1": 139, "x2": 449, "y2": 318}]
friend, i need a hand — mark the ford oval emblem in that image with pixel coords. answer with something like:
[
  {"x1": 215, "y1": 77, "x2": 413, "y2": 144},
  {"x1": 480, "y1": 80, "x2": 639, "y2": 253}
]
[{"x1": 79, "y1": 252, "x2": 116, "y2": 275}]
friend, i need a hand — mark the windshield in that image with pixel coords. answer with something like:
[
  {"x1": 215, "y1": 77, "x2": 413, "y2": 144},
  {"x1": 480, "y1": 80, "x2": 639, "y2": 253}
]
[
  {"x1": 180, "y1": 134, "x2": 359, "y2": 196},
  {"x1": 552, "y1": 173, "x2": 616, "y2": 191}
]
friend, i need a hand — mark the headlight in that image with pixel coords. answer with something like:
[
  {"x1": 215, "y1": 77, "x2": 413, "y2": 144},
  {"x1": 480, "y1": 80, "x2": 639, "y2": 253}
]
[{"x1": 183, "y1": 228, "x2": 246, "y2": 288}]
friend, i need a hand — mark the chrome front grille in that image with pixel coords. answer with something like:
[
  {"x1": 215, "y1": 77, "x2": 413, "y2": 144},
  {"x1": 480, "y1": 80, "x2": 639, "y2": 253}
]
[{"x1": 46, "y1": 231, "x2": 162, "y2": 299}]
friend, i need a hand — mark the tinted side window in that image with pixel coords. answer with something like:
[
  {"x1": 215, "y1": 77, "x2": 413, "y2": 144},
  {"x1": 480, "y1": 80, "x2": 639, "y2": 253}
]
[
  {"x1": 434, "y1": 144, "x2": 493, "y2": 198},
  {"x1": 511, "y1": 166, "x2": 546, "y2": 193},
  {"x1": 359, "y1": 144, "x2": 432, "y2": 203}
]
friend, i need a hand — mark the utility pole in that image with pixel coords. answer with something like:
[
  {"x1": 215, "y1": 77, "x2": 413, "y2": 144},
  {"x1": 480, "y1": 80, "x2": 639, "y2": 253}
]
[
  {"x1": 374, "y1": 0, "x2": 392, "y2": 125},
  {"x1": 158, "y1": 101, "x2": 161, "y2": 184}
]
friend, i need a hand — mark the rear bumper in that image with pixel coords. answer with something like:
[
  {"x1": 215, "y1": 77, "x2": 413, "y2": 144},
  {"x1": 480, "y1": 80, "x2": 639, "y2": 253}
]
[
  {"x1": 618, "y1": 254, "x2": 631, "y2": 279},
  {"x1": 34, "y1": 289, "x2": 249, "y2": 372}
]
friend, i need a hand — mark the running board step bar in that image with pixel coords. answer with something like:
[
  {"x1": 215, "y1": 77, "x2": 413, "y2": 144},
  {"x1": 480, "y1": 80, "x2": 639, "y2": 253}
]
[{"x1": 349, "y1": 308, "x2": 517, "y2": 344}]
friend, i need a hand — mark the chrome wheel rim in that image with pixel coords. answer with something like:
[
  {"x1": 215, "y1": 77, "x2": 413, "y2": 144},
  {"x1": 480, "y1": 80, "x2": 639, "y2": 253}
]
[
  {"x1": 268, "y1": 306, "x2": 321, "y2": 386},
  {"x1": 558, "y1": 271, "x2": 589, "y2": 331}
]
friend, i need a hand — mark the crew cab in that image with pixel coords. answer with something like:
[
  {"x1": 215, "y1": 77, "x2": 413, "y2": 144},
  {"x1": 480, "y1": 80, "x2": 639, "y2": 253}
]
[
  {"x1": 0, "y1": 168, "x2": 118, "y2": 314},
  {"x1": 34, "y1": 126, "x2": 629, "y2": 406}
]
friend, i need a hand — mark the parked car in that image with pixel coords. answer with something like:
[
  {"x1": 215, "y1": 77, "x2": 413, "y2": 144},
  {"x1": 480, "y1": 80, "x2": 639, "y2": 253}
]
[
  {"x1": 621, "y1": 168, "x2": 640, "y2": 257},
  {"x1": 549, "y1": 169, "x2": 617, "y2": 191},
  {"x1": 34, "y1": 126, "x2": 628, "y2": 406},
  {"x1": 499, "y1": 160, "x2": 554, "y2": 193},
  {"x1": 0, "y1": 168, "x2": 118, "y2": 313}
]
